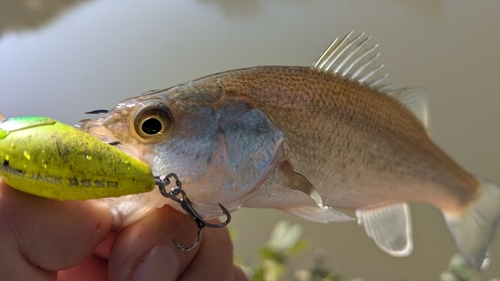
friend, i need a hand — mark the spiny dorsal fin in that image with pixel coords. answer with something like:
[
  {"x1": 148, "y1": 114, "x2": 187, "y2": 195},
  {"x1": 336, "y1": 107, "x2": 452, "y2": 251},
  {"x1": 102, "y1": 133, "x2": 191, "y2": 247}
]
[
  {"x1": 313, "y1": 32, "x2": 430, "y2": 129},
  {"x1": 313, "y1": 31, "x2": 389, "y2": 90}
]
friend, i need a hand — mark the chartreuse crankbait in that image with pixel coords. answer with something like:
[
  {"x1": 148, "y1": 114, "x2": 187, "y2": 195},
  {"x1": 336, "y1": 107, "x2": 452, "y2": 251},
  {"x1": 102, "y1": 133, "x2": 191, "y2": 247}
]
[
  {"x1": 0, "y1": 114, "x2": 231, "y2": 251},
  {"x1": 0, "y1": 116, "x2": 155, "y2": 200}
]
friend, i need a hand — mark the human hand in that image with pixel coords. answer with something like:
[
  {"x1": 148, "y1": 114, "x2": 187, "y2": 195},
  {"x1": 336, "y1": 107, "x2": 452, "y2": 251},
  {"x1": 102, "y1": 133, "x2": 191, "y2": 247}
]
[{"x1": 0, "y1": 180, "x2": 248, "y2": 281}]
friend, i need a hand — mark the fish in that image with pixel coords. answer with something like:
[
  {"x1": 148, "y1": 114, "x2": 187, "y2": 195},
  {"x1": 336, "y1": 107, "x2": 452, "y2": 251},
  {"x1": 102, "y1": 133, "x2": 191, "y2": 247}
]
[{"x1": 78, "y1": 32, "x2": 500, "y2": 270}]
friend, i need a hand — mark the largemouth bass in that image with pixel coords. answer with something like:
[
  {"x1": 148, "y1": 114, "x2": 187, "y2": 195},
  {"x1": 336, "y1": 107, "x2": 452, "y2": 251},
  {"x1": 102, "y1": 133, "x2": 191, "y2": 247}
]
[{"x1": 79, "y1": 32, "x2": 500, "y2": 270}]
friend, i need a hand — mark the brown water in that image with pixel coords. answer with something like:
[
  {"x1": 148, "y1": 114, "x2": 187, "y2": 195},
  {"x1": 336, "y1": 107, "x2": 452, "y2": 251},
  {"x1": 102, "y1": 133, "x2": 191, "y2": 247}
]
[{"x1": 0, "y1": 0, "x2": 499, "y2": 279}]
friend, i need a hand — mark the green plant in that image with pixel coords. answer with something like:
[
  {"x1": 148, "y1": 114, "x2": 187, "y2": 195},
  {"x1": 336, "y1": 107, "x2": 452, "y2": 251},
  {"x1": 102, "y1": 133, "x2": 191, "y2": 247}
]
[
  {"x1": 440, "y1": 255, "x2": 499, "y2": 281},
  {"x1": 234, "y1": 221, "x2": 499, "y2": 281},
  {"x1": 234, "y1": 221, "x2": 360, "y2": 281}
]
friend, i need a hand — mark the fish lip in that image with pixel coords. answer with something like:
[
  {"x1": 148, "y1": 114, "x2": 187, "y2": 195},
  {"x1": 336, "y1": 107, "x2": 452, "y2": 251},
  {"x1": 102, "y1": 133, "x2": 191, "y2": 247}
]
[
  {"x1": 75, "y1": 119, "x2": 116, "y2": 143},
  {"x1": 75, "y1": 118, "x2": 143, "y2": 160}
]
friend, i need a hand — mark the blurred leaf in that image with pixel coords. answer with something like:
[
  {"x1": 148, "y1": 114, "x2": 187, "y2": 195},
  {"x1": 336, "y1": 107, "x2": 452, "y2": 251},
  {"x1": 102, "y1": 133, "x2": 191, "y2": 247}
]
[
  {"x1": 268, "y1": 221, "x2": 303, "y2": 252},
  {"x1": 251, "y1": 267, "x2": 265, "y2": 281},
  {"x1": 288, "y1": 238, "x2": 309, "y2": 256},
  {"x1": 228, "y1": 226, "x2": 239, "y2": 241},
  {"x1": 259, "y1": 247, "x2": 285, "y2": 264},
  {"x1": 440, "y1": 255, "x2": 477, "y2": 281}
]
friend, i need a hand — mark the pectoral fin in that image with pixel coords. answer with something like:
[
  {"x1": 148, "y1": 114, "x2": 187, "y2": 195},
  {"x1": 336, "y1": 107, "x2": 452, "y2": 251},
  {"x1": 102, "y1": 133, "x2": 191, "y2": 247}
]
[
  {"x1": 280, "y1": 167, "x2": 352, "y2": 223},
  {"x1": 281, "y1": 167, "x2": 324, "y2": 207},
  {"x1": 356, "y1": 203, "x2": 413, "y2": 257}
]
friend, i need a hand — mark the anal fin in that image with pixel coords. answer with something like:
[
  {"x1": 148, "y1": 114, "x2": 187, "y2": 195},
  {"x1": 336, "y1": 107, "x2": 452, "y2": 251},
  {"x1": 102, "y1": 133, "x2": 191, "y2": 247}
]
[{"x1": 356, "y1": 203, "x2": 413, "y2": 257}]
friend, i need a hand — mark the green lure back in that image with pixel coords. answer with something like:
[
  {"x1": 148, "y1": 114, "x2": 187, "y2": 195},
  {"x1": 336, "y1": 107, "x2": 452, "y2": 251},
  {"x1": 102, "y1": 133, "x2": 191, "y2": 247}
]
[{"x1": 0, "y1": 116, "x2": 155, "y2": 200}]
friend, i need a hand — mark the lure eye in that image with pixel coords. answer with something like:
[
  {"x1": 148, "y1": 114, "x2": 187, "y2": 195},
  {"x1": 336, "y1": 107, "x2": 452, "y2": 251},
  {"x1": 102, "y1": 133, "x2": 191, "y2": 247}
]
[{"x1": 134, "y1": 103, "x2": 173, "y2": 142}]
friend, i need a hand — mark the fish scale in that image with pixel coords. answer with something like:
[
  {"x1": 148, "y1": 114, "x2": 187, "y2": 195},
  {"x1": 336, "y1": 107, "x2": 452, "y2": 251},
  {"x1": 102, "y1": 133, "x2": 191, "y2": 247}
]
[{"x1": 215, "y1": 66, "x2": 474, "y2": 208}]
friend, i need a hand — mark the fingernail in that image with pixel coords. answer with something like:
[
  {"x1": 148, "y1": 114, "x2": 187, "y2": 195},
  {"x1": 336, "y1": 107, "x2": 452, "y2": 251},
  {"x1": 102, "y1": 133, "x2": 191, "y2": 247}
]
[
  {"x1": 109, "y1": 207, "x2": 123, "y2": 231},
  {"x1": 133, "y1": 244, "x2": 179, "y2": 281}
]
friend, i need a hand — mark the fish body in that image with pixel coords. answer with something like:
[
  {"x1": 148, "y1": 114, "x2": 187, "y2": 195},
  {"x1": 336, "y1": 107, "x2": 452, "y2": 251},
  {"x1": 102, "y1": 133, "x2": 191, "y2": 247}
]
[
  {"x1": 80, "y1": 33, "x2": 500, "y2": 270},
  {"x1": 203, "y1": 66, "x2": 476, "y2": 211}
]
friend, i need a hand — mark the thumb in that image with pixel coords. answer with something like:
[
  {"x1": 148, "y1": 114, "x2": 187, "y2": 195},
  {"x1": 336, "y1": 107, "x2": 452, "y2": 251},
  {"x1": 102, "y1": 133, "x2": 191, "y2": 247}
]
[{"x1": 0, "y1": 181, "x2": 113, "y2": 280}]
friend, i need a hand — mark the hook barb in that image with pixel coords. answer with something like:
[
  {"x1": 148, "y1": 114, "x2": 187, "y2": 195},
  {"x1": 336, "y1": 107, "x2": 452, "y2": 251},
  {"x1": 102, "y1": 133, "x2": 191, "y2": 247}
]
[
  {"x1": 204, "y1": 203, "x2": 231, "y2": 228},
  {"x1": 170, "y1": 227, "x2": 202, "y2": 252}
]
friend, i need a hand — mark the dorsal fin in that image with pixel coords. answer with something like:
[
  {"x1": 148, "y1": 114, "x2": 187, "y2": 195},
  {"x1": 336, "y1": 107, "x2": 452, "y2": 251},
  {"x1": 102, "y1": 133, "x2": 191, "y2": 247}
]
[
  {"x1": 313, "y1": 32, "x2": 430, "y2": 129},
  {"x1": 387, "y1": 87, "x2": 429, "y2": 128},
  {"x1": 313, "y1": 31, "x2": 389, "y2": 90}
]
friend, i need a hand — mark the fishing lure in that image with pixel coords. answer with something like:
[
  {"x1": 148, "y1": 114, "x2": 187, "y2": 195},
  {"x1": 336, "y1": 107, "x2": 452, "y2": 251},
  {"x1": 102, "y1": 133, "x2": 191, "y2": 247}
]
[
  {"x1": 0, "y1": 115, "x2": 155, "y2": 200},
  {"x1": 0, "y1": 115, "x2": 230, "y2": 251}
]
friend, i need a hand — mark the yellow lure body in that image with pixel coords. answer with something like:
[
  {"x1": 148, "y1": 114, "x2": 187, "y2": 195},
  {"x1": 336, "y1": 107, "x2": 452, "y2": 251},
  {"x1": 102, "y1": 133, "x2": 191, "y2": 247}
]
[{"x1": 0, "y1": 116, "x2": 155, "y2": 200}]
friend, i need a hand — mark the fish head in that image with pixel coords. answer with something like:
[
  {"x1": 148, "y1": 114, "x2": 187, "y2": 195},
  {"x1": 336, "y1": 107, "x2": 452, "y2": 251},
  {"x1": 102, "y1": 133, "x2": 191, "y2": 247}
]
[{"x1": 78, "y1": 81, "x2": 286, "y2": 219}]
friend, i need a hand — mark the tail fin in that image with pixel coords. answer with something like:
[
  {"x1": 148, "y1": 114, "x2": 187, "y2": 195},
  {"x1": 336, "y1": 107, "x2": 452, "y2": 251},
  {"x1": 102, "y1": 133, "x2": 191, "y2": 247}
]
[{"x1": 444, "y1": 180, "x2": 500, "y2": 270}]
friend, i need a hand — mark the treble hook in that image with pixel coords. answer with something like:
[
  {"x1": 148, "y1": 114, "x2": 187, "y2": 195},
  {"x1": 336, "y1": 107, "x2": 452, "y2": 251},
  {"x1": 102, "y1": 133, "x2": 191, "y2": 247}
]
[{"x1": 155, "y1": 173, "x2": 231, "y2": 252}]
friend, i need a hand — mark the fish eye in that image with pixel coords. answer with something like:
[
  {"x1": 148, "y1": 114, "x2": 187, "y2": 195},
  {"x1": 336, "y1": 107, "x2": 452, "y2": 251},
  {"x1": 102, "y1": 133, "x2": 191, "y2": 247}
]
[
  {"x1": 133, "y1": 103, "x2": 173, "y2": 142},
  {"x1": 141, "y1": 118, "x2": 163, "y2": 135}
]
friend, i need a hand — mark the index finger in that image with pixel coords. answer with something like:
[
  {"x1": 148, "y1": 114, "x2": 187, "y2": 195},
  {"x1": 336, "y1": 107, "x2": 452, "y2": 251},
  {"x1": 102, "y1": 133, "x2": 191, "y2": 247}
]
[{"x1": 108, "y1": 205, "x2": 247, "y2": 281}]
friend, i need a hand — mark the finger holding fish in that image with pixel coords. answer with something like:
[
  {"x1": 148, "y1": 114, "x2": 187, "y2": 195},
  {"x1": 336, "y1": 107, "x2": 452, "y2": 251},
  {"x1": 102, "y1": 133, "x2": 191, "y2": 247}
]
[
  {"x1": 0, "y1": 181, "x2": 246, "y2": 281},
  {"x1": 0, "y1": 180, "x2": 113, "y2": 280},
  {"x1": 108, "y1": 205, "x2": 245, "y2": 281}
]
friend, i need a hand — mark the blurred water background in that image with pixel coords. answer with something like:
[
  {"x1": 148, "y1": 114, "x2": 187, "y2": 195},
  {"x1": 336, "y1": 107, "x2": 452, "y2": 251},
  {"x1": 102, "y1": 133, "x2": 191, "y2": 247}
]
[{"x1": 0, "y1": 1, "x2": 499, "y2": 280}]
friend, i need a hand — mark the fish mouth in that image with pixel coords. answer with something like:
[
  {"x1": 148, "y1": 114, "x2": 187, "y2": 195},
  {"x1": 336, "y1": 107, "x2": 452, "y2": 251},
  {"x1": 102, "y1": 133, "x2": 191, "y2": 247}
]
[{"x1": 75, "y1": 118, "x2": 143, "y2": 160}]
